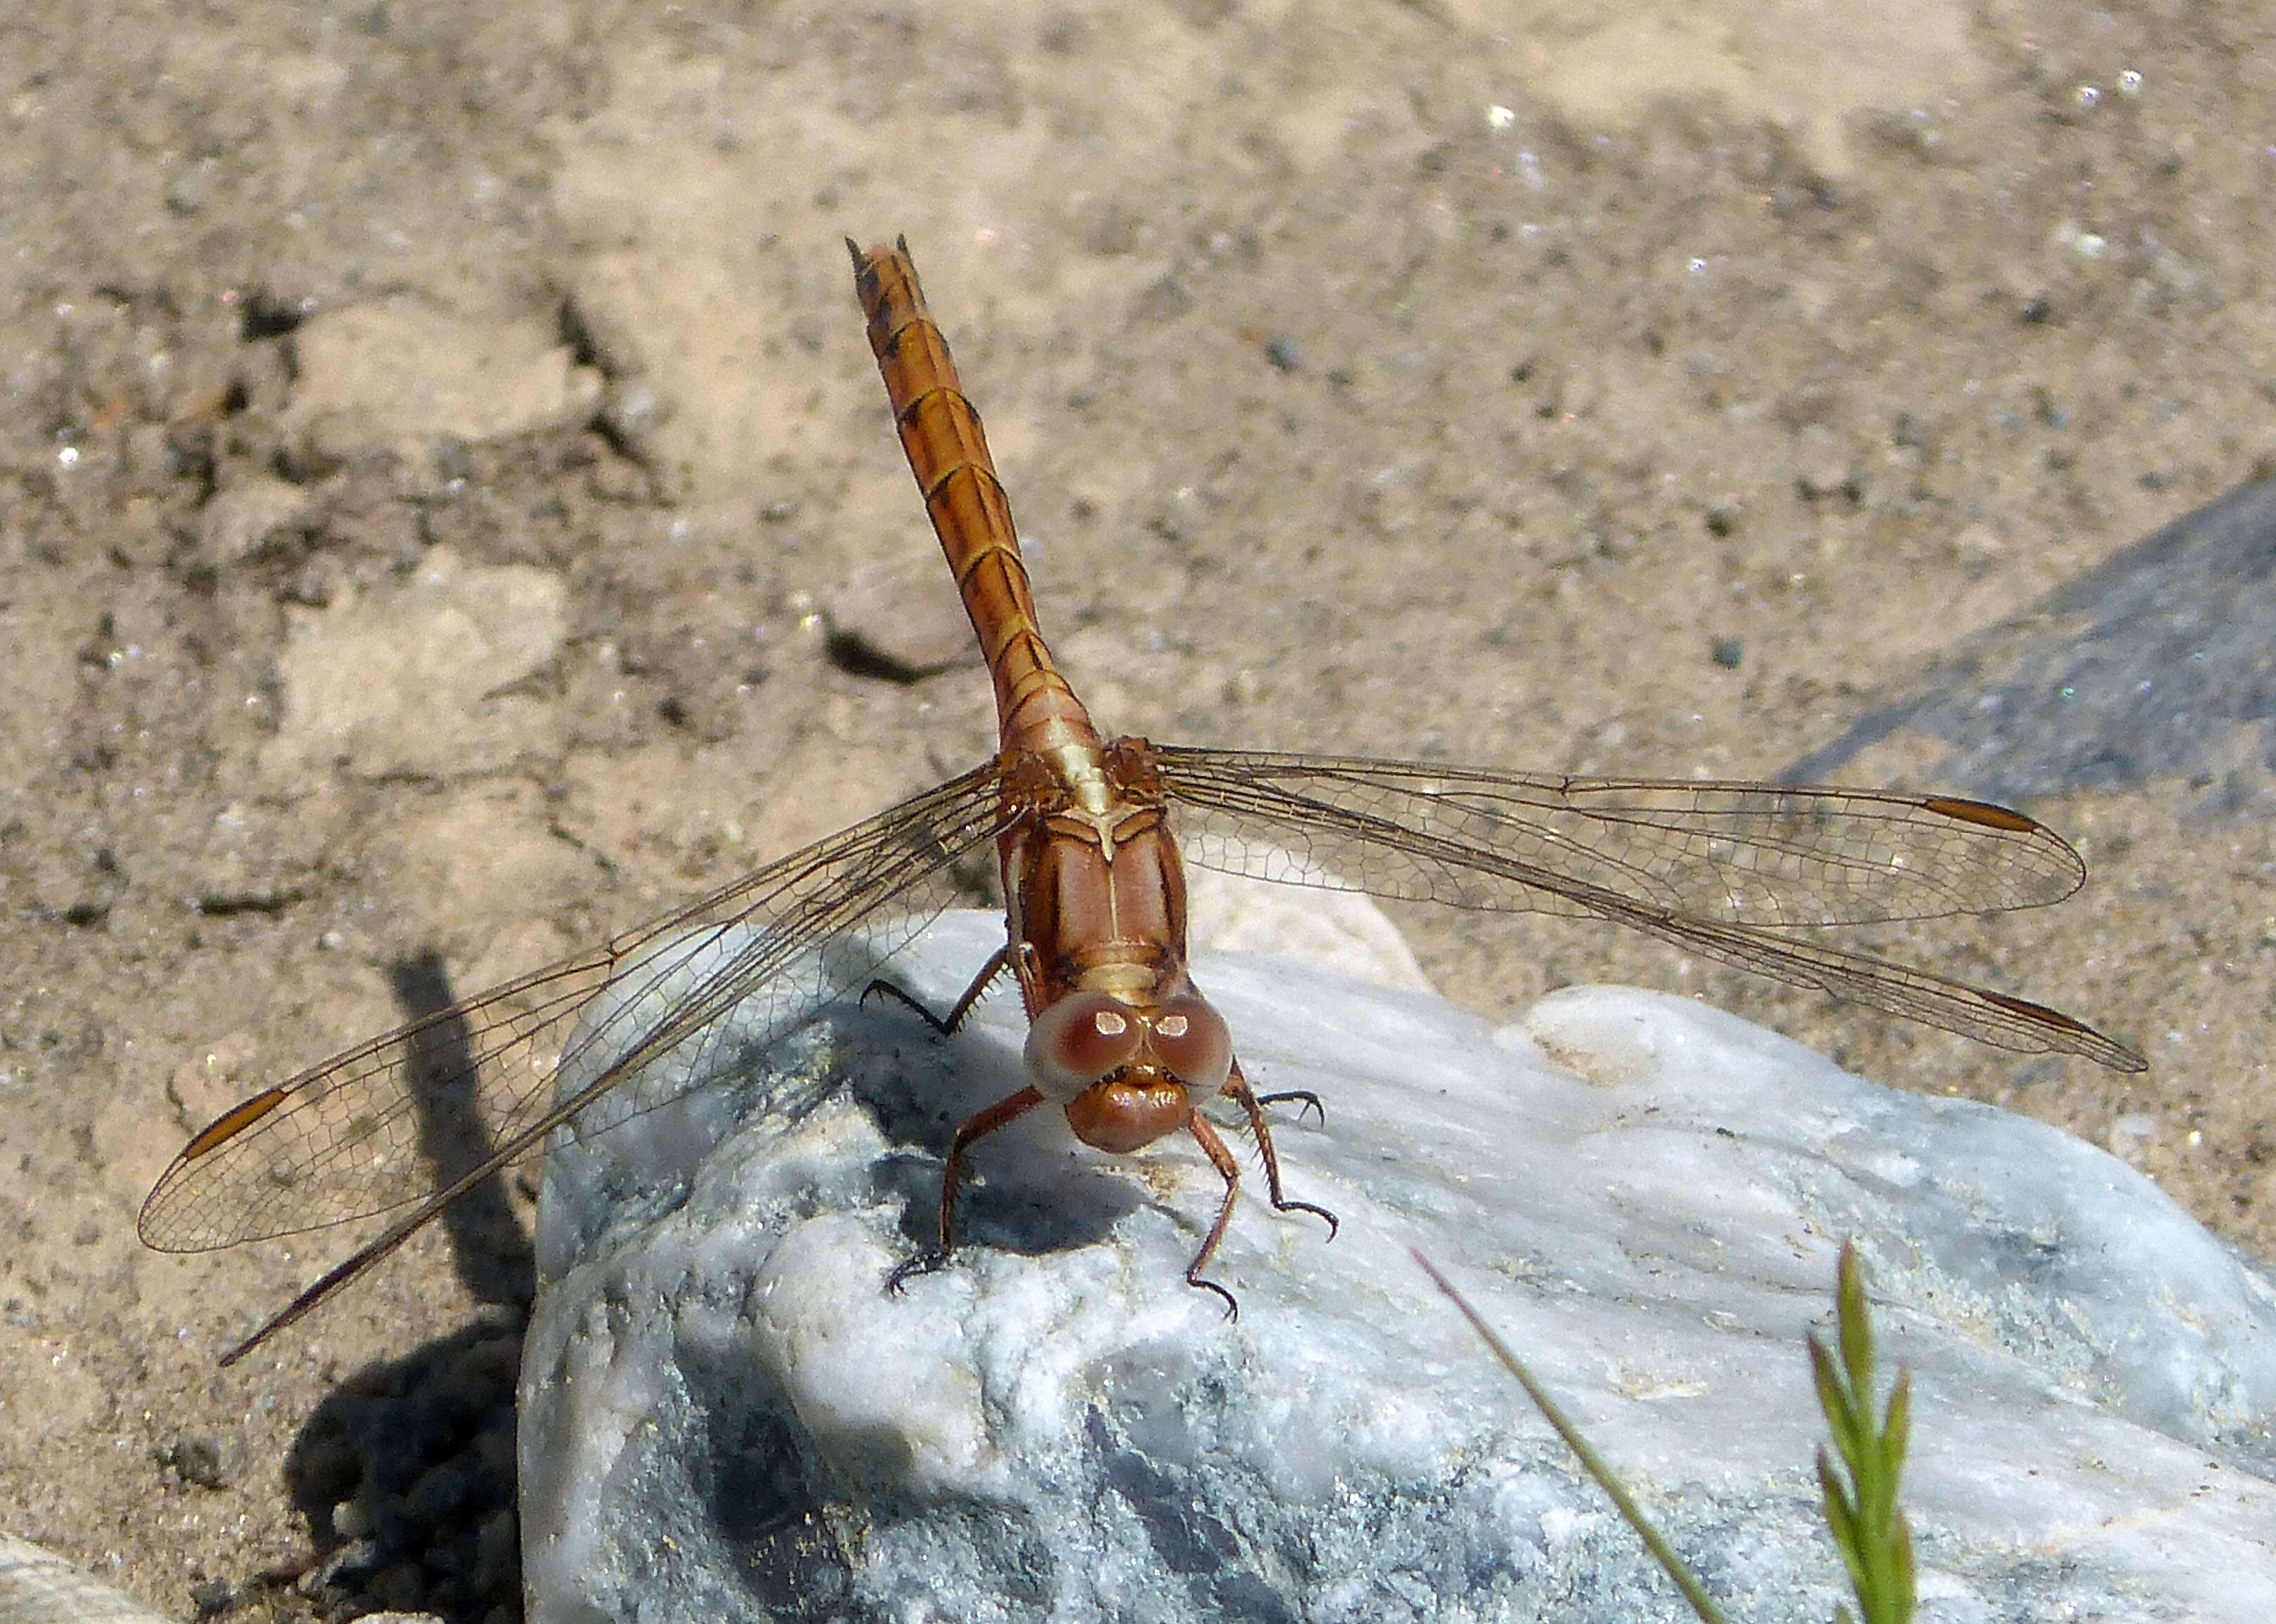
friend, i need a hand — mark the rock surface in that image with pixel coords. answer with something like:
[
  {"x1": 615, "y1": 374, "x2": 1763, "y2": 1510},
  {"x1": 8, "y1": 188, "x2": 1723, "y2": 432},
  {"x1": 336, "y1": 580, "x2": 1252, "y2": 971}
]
[
  {"x1": 1786, "y1": 473, "x2": 2276, "y2": 820},
  {"x1": 259, "y1": 546, "x2": 569, "y2": 782},
  {"x1": 282, "y1": 294, "x2": 604, "y2": 462},
  {"x1": 520, "y1": 912, "x2": 2276, "y2": 1623},
  {"x1": 0, "y1": 1533, "x2": 177, "y2": 1623}
]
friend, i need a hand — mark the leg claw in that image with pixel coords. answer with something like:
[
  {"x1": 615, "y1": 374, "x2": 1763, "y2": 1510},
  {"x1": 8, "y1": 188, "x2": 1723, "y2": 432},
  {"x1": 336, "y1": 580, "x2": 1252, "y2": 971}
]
[
  {"x1": 886, "y1": 1250, "x2": 951, "y2": 1295},
  {"x1": 1257, "y1": 1089, "x2": 1326, "y2": 1126},
  {"x1": 1281, "y1": 1198, "x2": 1340, "y2": 1241},
  {"x1": 1189, "y1": 1275, "x2": 1240, "y2": 1321}
]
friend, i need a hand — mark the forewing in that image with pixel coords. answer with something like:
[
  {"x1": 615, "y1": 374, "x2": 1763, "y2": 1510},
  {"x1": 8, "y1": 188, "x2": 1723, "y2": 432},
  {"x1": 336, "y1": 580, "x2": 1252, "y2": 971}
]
[
  {"x1": 139, "y1": 762, "x2": 1010, "y2": 1252},
  {"x1": 1152, "y1": 747, "x2": 2083, "y2": 928},
  {"x1": 1152, "y1": 746, "x2": 2142, "y2": 1070}
]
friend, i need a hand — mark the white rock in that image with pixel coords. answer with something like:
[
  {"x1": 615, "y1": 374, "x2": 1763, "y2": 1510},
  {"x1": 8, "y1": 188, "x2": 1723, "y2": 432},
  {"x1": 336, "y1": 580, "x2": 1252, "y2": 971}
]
[
  {"x1": 520, "y1": 912, "x2": 2276, "y2": 1623},
  {"x1": 0, "y1": 1533, "x2": 176, "y2": 1624},
  {"x1": 1184, "y1": 842, "x2": 1434, "y2": 995}
]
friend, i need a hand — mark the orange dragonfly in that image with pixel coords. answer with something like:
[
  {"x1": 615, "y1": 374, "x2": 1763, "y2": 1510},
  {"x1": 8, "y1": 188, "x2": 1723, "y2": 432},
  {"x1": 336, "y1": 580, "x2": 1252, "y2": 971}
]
[{"x1": 140, "y1": 240, "x2": 2145, "y2": 1363}]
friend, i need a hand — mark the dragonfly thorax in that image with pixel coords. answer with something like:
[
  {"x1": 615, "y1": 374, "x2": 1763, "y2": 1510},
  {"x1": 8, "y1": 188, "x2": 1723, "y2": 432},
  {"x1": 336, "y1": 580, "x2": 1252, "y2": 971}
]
[{"x1": 1041, "y1": 738, "x2": 1115, "y2": 818}]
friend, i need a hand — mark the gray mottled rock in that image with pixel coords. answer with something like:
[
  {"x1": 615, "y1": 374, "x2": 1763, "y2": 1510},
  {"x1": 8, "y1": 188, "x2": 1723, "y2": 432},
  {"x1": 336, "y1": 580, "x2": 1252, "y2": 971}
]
[
  {"x1": 519, "y1": 911, "x2": 2276, "y2": 1623},
  {"x1": 1786, "y1": 473, "x2": 2276, "y2": 818}
]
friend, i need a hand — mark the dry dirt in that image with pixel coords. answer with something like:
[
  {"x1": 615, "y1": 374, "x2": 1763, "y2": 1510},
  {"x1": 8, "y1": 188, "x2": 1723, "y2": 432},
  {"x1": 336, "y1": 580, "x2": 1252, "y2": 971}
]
[{"x1": 3, "y1": 0, "x2": 2272, "y2": 1618}]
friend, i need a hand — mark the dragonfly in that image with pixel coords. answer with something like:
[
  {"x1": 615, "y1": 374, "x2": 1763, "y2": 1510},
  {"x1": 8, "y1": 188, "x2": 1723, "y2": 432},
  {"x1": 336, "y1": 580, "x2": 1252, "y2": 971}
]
[{"x1": 140, "y1": 239, "x2": 2145, "y2": 1363}]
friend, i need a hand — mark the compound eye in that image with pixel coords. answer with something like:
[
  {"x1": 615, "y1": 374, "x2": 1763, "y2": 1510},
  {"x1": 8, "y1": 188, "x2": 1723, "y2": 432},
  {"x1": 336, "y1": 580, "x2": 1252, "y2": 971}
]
[
  {"x1": 1026, "y1": 991, "x2": 1144, "y2": 1104},
  {"x1": 1148, "y1": 993, "x2": 1232, "y2": 1099}
]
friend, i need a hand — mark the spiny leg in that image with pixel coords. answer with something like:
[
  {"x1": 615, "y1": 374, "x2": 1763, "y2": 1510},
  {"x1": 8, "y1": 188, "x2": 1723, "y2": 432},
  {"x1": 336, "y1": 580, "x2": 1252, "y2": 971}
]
[
  {"x1": 1182, "y1": 1114, "x2": 1243, "y2": 1319},
  {"x1": 1224, "y1": 1062, "x2": 1339, "y2": 1239},
  {"x1": 863, "y1": 944, "x2": 1011, "y2": 1037},
  {"x1": 1255, "y1": 1088, "x2": 1326, "y2": 1125},
  {"x1": 887, "y1": 1082, "x2": 1043, "y2": 1294}
]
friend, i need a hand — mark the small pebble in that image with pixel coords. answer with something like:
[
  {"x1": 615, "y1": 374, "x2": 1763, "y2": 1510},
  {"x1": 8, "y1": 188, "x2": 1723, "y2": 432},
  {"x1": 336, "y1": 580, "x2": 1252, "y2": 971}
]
[{"x1": 160, "y1": 1434, "x2": 233, "y2": 1490}]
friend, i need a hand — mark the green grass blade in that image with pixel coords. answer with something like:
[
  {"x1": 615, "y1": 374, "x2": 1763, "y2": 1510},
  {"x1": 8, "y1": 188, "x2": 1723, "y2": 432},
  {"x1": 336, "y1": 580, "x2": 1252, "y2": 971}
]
[
  {"x1": 1810, "y1": 1242, "x2": 1917, "y2": 1624},
  {"x1": 1414, "y1": 1248, "x2": 1738, "y2": 1624}
]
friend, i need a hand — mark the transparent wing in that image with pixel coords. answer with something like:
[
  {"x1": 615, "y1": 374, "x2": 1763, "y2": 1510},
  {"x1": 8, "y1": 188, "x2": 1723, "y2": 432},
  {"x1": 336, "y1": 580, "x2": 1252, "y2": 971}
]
[
  {"x1": 1153, "y1": 745, "x2": 2142, "y2": 1070},
  {"x1": 139, "y1": 761, "x2": 1011, "y2": 1253},
  {"x1": 1156, "y1": 748, "x2": 2081, "y2": 926}
]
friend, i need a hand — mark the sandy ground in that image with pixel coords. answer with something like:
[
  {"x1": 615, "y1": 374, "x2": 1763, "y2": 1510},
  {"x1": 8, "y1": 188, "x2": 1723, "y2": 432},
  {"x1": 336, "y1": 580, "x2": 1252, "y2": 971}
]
[{"x1": 2, "y1": 0, "x2": 2272, "y2": 1618}]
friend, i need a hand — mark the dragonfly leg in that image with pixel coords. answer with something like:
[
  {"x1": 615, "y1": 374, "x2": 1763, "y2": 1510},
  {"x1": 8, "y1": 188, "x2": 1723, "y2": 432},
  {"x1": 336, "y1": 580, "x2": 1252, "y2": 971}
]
[
  {"x1": 1182, "y1": 1114, "x2": 1243, "y2": 1320},
  {"x1": 863, "y1": 944, "x2": 1012, "y2": 1037},
  {"x1": 1254, "y1": 1088, "x2": 1326, "y2": 1125},
  {"x1": 1224, "y1": 1063, "x2": 1339, "y2": 1240},
  {"x1": 887, "y1": 1082, "x2": 1043, "y2": 1294}
]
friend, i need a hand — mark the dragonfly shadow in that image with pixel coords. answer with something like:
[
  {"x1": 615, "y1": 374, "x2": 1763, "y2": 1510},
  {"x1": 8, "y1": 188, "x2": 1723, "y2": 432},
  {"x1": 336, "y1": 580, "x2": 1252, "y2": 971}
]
[
  {"x1": 277, "y1": 948, "x2": 530, "y2": 1622},
  {"x1": 266, "y1": 952, "x2": 1134, "y2": 1619},
  {"x1": 395, "y1": 948, "x2": 538, "y2": 1314}
]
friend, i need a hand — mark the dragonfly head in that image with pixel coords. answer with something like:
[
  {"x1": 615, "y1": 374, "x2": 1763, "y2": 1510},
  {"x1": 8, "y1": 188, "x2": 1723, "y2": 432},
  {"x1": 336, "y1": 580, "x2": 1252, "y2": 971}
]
[{"x1": 1025, "y1": 988, "x2": 1233, "y2": 1153}]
